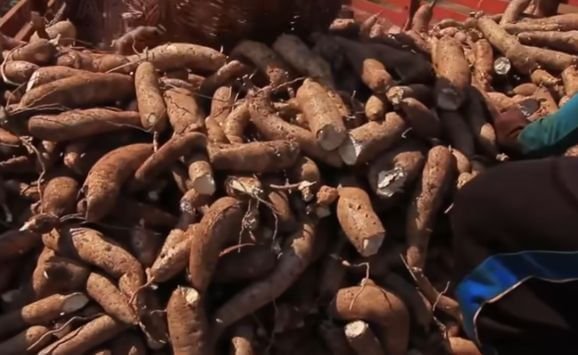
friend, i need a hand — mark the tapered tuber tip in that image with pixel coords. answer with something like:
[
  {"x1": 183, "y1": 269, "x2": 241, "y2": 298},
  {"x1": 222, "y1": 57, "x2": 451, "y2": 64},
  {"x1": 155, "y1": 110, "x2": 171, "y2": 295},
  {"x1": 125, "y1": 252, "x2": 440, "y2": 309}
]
[
  {"x1": 406, "y1": 245, "x2": 426, "y2": 269},
  {"x1": 338, "y1": 135, "x2": 363, "y2": 166}
]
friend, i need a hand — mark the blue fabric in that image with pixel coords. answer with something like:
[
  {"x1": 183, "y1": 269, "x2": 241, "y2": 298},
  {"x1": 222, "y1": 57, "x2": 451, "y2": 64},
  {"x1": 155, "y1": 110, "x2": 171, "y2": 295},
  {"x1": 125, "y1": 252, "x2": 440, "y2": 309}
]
[
  {"x1": 518, "y1": 94, "x2": 578, "y2": 155},
  {"x1": 455, "y1": 250, "x2": 578, "y2": 351}
]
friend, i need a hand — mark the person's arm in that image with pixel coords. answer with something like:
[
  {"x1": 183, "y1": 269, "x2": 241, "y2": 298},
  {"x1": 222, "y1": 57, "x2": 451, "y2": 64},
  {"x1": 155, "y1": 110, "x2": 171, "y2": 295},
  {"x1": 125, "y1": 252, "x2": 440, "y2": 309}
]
[
  {"x1": 518, "y1": 94, "x2": 578, "y2": 156},
  {"x1": 495, "y1": 94, "x2": 578, "y2": 157}
]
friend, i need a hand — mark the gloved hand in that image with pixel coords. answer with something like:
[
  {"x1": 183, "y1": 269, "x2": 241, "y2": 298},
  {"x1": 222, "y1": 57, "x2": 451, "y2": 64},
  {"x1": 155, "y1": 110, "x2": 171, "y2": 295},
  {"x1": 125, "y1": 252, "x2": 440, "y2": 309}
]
[
  {"x1": 494, "y1": 94, "x2": 578, "y2": 157},
  {"x1": 518, "y1": 94, "x2": 578, "y2": 156}
]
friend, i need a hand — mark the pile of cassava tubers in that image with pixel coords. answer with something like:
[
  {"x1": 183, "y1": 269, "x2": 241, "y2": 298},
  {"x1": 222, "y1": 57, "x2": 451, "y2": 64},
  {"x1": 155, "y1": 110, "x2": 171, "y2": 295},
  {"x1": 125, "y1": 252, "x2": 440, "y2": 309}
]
[{"x1": 0, "y1": 0, "x2": 576, "y2": 354}]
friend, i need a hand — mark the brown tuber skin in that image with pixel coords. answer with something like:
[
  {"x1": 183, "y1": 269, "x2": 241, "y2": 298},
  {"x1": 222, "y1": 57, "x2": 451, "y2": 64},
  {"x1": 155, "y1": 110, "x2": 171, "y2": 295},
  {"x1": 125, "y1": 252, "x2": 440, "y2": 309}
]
[
  {"x1": 365, "y1": 95, "x2": 387, "y2": 121},
  {"x1": 37, "y1": 315, "x2": 128, "y2": 355},
  {"x1": 367, "y1": 140, "x2": 426, "y2": 199},
  {"x1": 0, "y1": 292, "x2": 89, "y2": 339},
  {"x1": 20, "y1": 73, "x2": 135, "y2": 109},
  {"x1": 338, "y1": 38, "x2": 395, "y2": 94},
  {"x1": 127, "y1": 42, "x2": 227, "y2": 73},
  {"x1": 214, "y1": 245, "x2": 278, "y2": 284},
  {"x1": 288, "y1": 156, "x2": 322, "y2": 202},
  {"x1": 22, "y1": 171, "x2": 79, "y2": 233},
  {"x1": 296, "y1": 79, "x2": 347, "y2": 151},
  {"x1": 4, "y1": 7, "x2": 577, "y2": 353},
  {"x1": 213, "y1": 221, "x2": 319, "y2": 335},
  {"x1": 406, "y1": 146, "x2": 456, "y2": 268},
  {"x1": 83, "y1": 143, "x2": 153, "y2": 222},
  {"x1": 500, "y1": 0, "x2": 532, "y2": 25},
  {"x1": 434, "y1": 36, "x2": 471, "y2": 110},
  {"x1": 473, "y1": 39, "x2": 494, "y2": 91},
  {"x1": 231, "y1": 40, "x2": 291, "y2": 88},
  {"x1": 399, "y1": 97, "x2": 442, "y2": 140},
  {"x1": 7, "y1": 39, "x2": 56, "y2": 65},
  {"x1": 562, "y1": 66, "x2": 578, "y2": 98},
  {"x1": 466, "y1": 88, "x2": 500, "y2": 158},
  {"x1": 200, "y1": 60, "x2": 252, "y2": 95},
  {"x1": 148, "y1": 224, "x2": 199, "y2": 284},
  {"x1": 208, "y1": 140, "x2": 300, "y2": 173},
  {"x1": 130, "y1": 133, "x2": 207, "y2": 191},
  {"x1": 27, "y1": 109, "x2": 142, "y2": 142},
  {"x1": 86, "y1": 272, "x2": 139, "y2": 325},
  {"x1": 164, "y1": 87, "x2": 206, "y2": 134},
  {"x1": 273, "y1": 34, "x2": 334, "y2": 86},
  {"x1": 43, "y1": 227, "x2": 145, "y2": 306},
  {"x1": 222, "y1": 101, "x2": 251, "y2": 144},
  {"x1": 512, "y1": 83, "x2": 538, "y2": 97},
  {"x1": 477, "y1": 17, "x2": 538, "y2": 75},
  {"x1": 29, "y1": 251, "x2": 91, "y2": 301},
  {"x1": 339, "y1": 112, "x2": 407, "y2": 166},
  {"x1": 3, "y1": 61, "x2": 39, "y2": 84},
  {"x1": 167, "y1": 287, "x2": 210, "y2": 355},
  {"x1": 135, "y1": 62, "x2": 168, "y2": 132},
  {"x1": 518, "y1": 30, "x2": 578, "y2": 54},
  {"x1": 0, "y1": 325, "x2": 51, "y2": 354},
  {"x1": 330, "y1": 284, "x2": 410, "y2": 355},
  {"x1": 189, "y1": 197, "x2": 245, "y2": 292},
  {"x1": 411, "y1": 0, "x2": 438, "y2": 33},
  {"x1": 337, "y1": 185, "x2": 386, "y2": 257},
  {"x1": 249, "y1": 92, "x2": 343, "y2": 167}
]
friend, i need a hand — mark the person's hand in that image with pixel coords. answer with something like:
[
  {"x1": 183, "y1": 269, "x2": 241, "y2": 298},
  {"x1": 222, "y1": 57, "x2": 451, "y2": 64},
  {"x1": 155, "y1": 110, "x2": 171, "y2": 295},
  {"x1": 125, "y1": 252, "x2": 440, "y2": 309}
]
[{"x1": 518, "y1": 94, "x2": 578, "y2": 156}]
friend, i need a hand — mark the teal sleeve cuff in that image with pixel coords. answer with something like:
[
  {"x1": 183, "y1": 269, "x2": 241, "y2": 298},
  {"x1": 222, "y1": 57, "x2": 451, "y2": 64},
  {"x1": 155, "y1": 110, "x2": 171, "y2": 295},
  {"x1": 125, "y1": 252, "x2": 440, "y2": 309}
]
[{"x1": 518, "y1": 95, "x2": 578, "y2": 156}]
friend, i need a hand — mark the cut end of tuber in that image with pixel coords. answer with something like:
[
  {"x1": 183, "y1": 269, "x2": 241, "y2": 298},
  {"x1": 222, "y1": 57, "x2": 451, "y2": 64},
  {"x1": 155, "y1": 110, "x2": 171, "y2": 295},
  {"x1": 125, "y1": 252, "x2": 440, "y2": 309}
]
[
  {"x1": 179, "y1": 199, "x2": 196, "y2": 216},
  {"x1": 338, "y1": 135, "x2": 363, "y2": 166},
  {"x1": 376, "y1": 167, "x2": 408, "y2": 198},
  {"x1": 386, "y1": 86, "x2": 405, "y2": 106},
  {"x1": 26, "y1": 71, "x2": 40, "y2": 92},
  {"x1": 227, "y1": 177, "x2": 263, "y2": 198},
  {"x1": 318, "y1": 125, "x2": 347, "y2": 152},
  {"x1": 192, "y1": 175, "x2": 216, "y2": 196},
  {"x1": 344, "y1": 320, "x2": 369, "y2": 338},
  {"x1": 61, "y1": 292, "x2": 90, "y2": 313},
  {"x1": 181, "y1": 286, "x2": 200, "y2": 306},
  {"x1": 362, "y1": 234, "x2": 385, "y2": 257}
]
